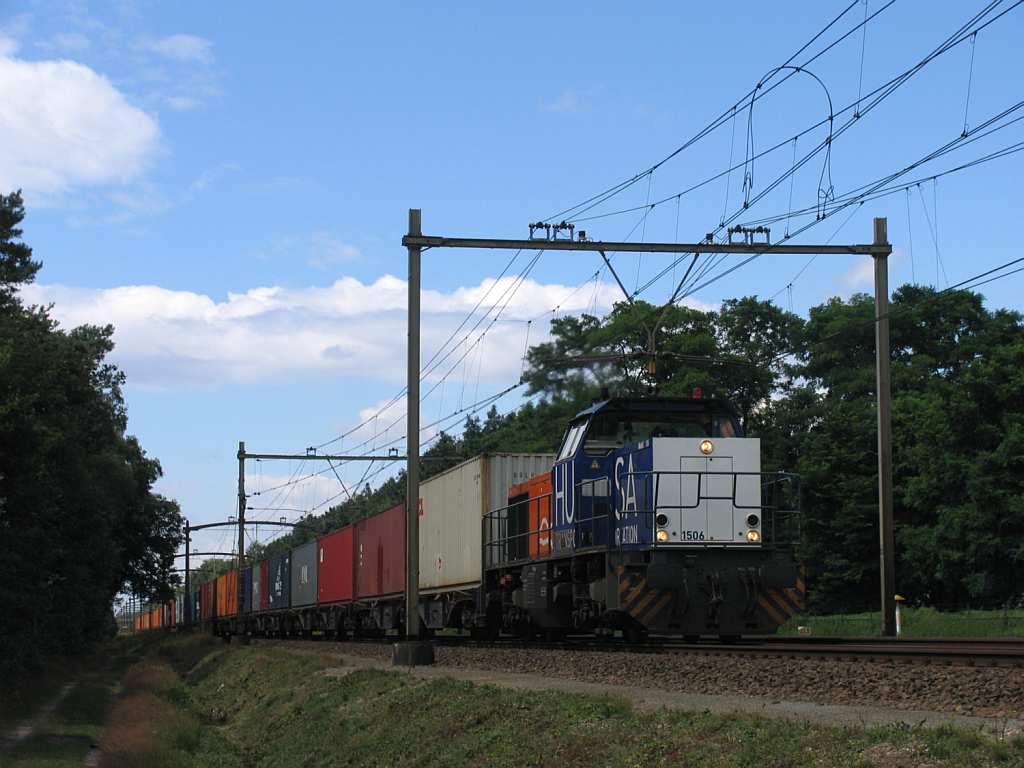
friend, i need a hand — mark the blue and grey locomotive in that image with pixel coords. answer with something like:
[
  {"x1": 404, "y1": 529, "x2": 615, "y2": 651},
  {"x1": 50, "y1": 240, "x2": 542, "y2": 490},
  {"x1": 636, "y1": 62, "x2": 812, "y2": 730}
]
[{"x1": 482, "y1": 395, "x2": 803, "y2": 639}]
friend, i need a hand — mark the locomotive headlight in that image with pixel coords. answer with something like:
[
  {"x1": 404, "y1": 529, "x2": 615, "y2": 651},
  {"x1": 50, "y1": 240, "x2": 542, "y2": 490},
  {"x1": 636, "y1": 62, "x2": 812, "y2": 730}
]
[
  {"x1": 656, "y1": 529, "x2": 670, "y2": 543},
  {"x1": 746, "y1": 530, "x2": 761, "y2": 543},
  {"x1": 655, "y1": 513, "x2": 669, "y2": 527},
  {"x1": 746, "y1": 514, "x2": 760, "y2": 528},
  {"x1": 699, "y1": 439, "x2": 714, "y2": 455}
]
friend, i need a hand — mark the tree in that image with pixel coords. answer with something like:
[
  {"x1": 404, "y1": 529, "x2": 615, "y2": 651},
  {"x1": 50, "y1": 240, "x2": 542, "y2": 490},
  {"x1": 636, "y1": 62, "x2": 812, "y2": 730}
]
[
  {"x1": 778, "y1": 287, "x2": 1024, "y2": 610},
  {"x1": 0, "y1": 191, "x2": 40, "y2": 299},
  {"x1": 0, "y1": 191, "x2": 182, "y2": 674}
]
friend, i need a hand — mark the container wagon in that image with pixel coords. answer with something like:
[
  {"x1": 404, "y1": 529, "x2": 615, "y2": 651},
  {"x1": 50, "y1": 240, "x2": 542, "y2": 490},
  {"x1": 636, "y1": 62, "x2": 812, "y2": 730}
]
[{"x1": 176, "y1": 398, "x2": 801, "y2": 642}]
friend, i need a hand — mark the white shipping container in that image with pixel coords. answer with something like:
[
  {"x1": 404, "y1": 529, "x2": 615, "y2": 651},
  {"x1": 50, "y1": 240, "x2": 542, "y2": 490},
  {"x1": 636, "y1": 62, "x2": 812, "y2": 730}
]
[{"x1": 418, "y1": 453, "x2": 555, "y2": 592}]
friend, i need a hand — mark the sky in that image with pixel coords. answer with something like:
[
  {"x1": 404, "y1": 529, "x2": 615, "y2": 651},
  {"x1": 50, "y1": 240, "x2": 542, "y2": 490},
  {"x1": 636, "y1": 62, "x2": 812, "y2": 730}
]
[{"x1": 3, "y1": 1, "x2": 1022, "y2": 559}]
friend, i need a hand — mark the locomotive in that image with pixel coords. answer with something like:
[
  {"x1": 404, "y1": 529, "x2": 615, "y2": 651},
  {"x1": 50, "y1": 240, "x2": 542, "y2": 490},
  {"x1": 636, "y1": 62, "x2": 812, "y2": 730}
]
[
  {"x1": 144, "y1": 395, "x2": 803, "y2": 641},
  {"x1": 480, "y1": 395, "x2": 803, "y2": 640}
]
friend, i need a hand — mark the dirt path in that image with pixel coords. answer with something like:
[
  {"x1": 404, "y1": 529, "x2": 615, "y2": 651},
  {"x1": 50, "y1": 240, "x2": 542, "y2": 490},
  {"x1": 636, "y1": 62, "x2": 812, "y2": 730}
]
[{"x1": 0, "y1": 682, "x2": 77, "y2": 753}]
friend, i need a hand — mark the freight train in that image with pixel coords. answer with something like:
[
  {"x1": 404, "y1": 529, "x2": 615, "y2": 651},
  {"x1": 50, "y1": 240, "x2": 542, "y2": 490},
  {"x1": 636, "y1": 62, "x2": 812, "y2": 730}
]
[{"x1": 138, "y1": 395, "x2": 804, "y2": 640}]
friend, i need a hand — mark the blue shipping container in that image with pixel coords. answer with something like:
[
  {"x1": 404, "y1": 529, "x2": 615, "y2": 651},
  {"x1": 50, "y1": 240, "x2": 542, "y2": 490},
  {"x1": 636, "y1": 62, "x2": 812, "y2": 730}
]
[
  {"x1": 269, "y1": 552, "x2": 291, "y2": 609},
  {"x1": 241, "y1": 566, "x2": 253, "y2": 613},
  {"x1": 191, "y1": 590, "x2": 200, "y2": 623}
]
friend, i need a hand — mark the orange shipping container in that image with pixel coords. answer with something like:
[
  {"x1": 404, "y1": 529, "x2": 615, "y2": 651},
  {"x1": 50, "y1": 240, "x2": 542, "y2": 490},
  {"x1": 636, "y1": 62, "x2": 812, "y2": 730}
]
[
  {"x1": 508, "y1": 472, "x2": 553, "y2": 559},
  {"x1": 215, "y1": 570, "x2": 239, "y2": 617}
]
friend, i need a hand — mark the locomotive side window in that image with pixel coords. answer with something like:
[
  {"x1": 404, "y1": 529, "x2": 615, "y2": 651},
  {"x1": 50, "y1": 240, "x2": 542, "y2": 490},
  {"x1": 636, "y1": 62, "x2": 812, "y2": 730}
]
[{"x1": 557, "y1": 422, "x2": 586, "y2": 461}]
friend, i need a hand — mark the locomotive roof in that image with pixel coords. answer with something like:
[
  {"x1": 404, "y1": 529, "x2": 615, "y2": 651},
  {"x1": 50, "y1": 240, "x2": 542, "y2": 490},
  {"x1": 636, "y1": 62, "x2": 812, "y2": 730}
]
[{"x1": 572, "y1": 396, "x2": 741, "y2": 421}]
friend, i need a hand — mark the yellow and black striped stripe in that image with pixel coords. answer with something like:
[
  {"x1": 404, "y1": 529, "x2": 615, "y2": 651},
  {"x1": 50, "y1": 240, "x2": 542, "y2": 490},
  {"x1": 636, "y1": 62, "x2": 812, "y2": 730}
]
[
  {"x1": 757, "y1": 573, "x2": 805, "y2": 627},
  {"x1": 616, "y1": 566, "x2": 674, "y2": 628}
]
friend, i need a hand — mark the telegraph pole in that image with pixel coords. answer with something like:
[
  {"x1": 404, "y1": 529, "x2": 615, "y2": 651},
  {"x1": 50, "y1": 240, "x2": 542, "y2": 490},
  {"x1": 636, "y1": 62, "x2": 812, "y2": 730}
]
[
  {"x1": 393, "y1": 208, "x2": 433, "y2": 666},
  {"x1": 406, "y1": 208, "x2": 421, "y2": 641},
  {"x1": 237, "y1": 441, "x2": 246, "y2": 623},
  {"x1": 184, "y1": 519, "x2": 191, "y2": 627},
  {"x1": 874, "y1": 218, "x2": 897, "y2": 636}
]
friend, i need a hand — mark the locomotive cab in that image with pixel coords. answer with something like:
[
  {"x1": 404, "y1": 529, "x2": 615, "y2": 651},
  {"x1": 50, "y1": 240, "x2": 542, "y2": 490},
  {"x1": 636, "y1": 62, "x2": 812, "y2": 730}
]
[
  {"x1": 485, "y1": 395, "x2": 803, "y2": 640},
  {"x1": 551, "y1": 397, "x2": 764, "y2": 550}
]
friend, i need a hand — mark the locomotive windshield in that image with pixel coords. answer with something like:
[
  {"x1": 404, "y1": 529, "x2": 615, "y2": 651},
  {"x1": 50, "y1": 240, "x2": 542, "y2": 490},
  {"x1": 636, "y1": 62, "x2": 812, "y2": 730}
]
[
  {"x1": 556, "y1": 399, "x2": 744, "y2": 460},
  {"x1": 582, "y1": 411, "x2": 738, "y2": 454}
]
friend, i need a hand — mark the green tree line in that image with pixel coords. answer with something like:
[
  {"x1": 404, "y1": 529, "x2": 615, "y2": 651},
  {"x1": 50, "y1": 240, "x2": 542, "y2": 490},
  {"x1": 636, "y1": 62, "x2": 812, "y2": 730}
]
[
  {"x1": 0, "y1": 192, "x2": 183, "y2": 675},
  {"x1": 248, "y1": 289, "x2": 1024, "y2": 613}
]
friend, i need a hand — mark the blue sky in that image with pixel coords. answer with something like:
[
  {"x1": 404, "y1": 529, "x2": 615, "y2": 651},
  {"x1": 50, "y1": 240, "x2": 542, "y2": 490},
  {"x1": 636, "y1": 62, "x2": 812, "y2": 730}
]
[{"x1": 3, "y1": 1, "x2": 1022, "y2": 557}]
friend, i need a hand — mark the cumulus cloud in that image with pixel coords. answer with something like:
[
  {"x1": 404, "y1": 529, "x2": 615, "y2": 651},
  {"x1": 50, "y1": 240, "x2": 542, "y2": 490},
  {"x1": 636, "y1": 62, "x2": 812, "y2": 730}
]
[
  {"x1": 18, "y1": 274, "x2": 643, "y2": 390},
  {"x1": 542, "y1": 87, "x2": 601, "y2": 114},
  {"x1": 245, "y1": 471, "x2": 353, "y2": 517},
  {"x1": 840, "y1": 258, "x2": 875, "y2": 290},
  {"x1": 142, "y1": 33, "x2": 213, "y2": 64},
  {"x1": 165, "y1": 94, "x2": 199, "y2": 111},
  {"x1": 543, "y1": 89, "x2": 582, "y2": 114},
  {"x1": 37, "y1": 31, "x2": 91, "y2": 53},
  {"x1": 308, "y1": 232, "x2": 361, "y2": 269},
  {"x1": 0, "y1": 48, "x2": 159, "y2": 198}
]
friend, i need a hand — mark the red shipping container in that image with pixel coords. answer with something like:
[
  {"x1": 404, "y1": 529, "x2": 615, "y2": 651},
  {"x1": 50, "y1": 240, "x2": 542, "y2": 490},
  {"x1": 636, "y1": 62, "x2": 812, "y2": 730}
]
[
  {"x1": 201, "y1": 580, "x2": 216, "y2": 620},
  {"x1": 259, "y1": 560, "x2": 269, "y2": 611},
  {"x1": 355, "y1": 503, "x2": 405, "y2": 599},
  {"x1": 318, "y1": 526, "x2": 354, "y2": 604}
]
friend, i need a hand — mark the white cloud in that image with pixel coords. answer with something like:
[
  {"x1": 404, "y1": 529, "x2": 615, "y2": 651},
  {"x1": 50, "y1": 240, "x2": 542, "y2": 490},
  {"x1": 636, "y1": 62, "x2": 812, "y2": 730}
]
[
  {"x1": 840, "y1": 258, "x2": 875, "y2": 290},
  {"x1": 542, "y1": 87, "x2": 601, "y2": 114},
  {"x1": 0, "y1": 49, "x2": 159, "y2": 198},
  {"x1": 244, "y1": 471, "x2": 354, "y2": 517},
  {"x1": 543, "y1": 89, "x2": 582, "y2": 114},
  {"x1": 17, "y1": 274, "x2": 645, "y2": 390},
  {"x1": 165, "y1": 94, "x2": 199, "y2": 111},
  {"x1": 254, "y1": 232, "x2": 363, "y2": 268},
  {"x1": 38, "y1": 31, "x2": 91, "y2": 53},
  {"x1": 0, "y1": 36, "x2": 18, "y2": 56},
  {"x1": 142, "y1": 34, "x2": 213, "y2": 64},
  {"x1": 308, "y1": 232, "x2": 361, "y2": 268}
]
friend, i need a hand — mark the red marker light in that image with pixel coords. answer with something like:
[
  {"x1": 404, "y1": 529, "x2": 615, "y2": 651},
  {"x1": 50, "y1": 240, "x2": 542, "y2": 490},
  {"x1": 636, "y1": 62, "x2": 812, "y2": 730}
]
[{"x1": 692, "y1": 387, "x2": 702, "y2": 399}]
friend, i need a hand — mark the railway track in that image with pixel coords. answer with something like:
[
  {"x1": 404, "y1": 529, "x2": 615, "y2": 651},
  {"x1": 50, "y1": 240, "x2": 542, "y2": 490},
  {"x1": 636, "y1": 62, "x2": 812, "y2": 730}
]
[{"x1": 248, "y1": 632, "x2": 1024, "y2": 667}]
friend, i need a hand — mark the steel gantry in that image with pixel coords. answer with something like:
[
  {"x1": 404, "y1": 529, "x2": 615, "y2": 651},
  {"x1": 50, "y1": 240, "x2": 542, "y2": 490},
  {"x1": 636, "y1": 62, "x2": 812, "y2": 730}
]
[{"x1": 402, "y1": 209, "x2": 897, "y2": 641}]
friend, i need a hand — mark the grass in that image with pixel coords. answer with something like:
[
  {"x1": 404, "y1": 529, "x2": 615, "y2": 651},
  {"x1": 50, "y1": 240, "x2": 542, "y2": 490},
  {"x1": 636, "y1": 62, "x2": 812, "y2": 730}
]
[
  {"x1": 0, "y1": 659, "x2": 78, "y2": 734},
  {"x1": 172, "y1": 643, "x2": 1024, "y2": 767},
  {"x1": 777, "y1": 607, "x2": 1024, "y2": 638},
  {"x1": 6, "y1": 632, "x2": 1024, "y2": 767},
  {"x1": 0, "y1": 631, "x2": 187, "y2": 768}
]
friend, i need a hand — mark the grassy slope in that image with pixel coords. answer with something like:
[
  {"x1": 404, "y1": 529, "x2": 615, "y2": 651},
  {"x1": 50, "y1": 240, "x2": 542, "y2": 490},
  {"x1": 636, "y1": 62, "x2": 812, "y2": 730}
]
[
  {"x1": 7, "y1": 634, "x2": 1023, "y2": 767},
  {"x1": 777, "y1": 607, "x2": 1024, "y2": 638},
  {"x1": 176, "y1": 642, "x2": 1023, "y2": 768}
]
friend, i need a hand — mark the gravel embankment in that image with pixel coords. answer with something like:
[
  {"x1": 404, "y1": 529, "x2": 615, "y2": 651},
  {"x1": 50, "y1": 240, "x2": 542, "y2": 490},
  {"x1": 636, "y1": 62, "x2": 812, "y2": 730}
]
[{"x1": 276, "y1": 640, "x2": 1024, "y2": 719}]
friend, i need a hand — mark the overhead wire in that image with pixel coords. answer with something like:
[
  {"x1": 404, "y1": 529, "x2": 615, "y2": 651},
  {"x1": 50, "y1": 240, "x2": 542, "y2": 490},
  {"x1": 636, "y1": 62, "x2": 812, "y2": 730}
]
[
  {"x1": 296, "y1": 1, "x2": 1019, "y2": 514},
  {"x1": 541, "y1": 0, "x2": 882, "y2": 224},
  {"x1": 303, "y1": 0, "x2": 961, "y2": 466},
  {"x1": 634, "y1": 82, "x2": 1019, "y2": 305},
  {"x1": 567, "y1": 1, "x2": 1014, "y2": 231}
]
